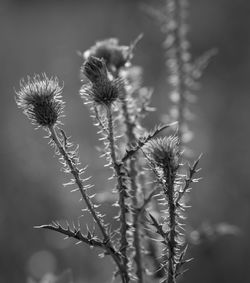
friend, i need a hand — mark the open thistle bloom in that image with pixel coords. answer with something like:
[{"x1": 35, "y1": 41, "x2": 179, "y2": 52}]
[
  {"x1": 16, "y1": 74, "x2": 64, "y2": 127},
  {"x1": 80, "y1": 56, "x2": 123, "y2": 107},
  {"x1": 145, "y1": 136, "x2": 181, "y2": 174},
  {"x1": 83, "y1": 38, "x2": 131, "y2": 73}
]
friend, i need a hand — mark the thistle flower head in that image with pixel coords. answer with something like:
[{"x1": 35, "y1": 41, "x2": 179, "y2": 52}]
[
  {"x1": 83, "y1": 38, "x2": 131, "y2": 73},
  {"x1": 80, "y1": 78, "x2": 123, "y2": 107},
  {"x1": 80, "y1": 56, "x2": 123, "y2": 107},
  {"x1": 16, "y1": 74, "x2": 64, "y2": 127},
  {"x1": 145, "y1": 136, "x2": 181, "y2": 173},
  {"x1": 82, "y1": 56, "x2": 108, "y2": 83}
]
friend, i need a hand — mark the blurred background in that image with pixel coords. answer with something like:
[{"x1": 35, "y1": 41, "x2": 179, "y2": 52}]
[{"x1": 1, "y1": 0, "x2": 250, "y2": 282}]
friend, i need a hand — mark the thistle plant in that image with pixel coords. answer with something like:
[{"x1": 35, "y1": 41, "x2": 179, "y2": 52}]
[
  {"x1": 144, "y1": 137, "x2": 200, "y2": 282},
  {"x1": 15, "y1": 1, "x2": 208, "y2": 283}
]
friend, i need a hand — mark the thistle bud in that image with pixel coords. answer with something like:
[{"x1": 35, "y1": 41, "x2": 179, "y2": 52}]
[
  {"x1": 80, "y1": 78, "x2": 123, "y2": 107},
  {"x1": 82, "y1": 56, "x2": 108, "y2": 83},
  {"x1": 80, "y1": 56, "x2": 123, "y2": 107},
  {"x1": 146, "y1": 136, "x2": 180, "y2": 174},
  {"x1": 16, "y1": 74, "x2": 64, "y2": 127}
]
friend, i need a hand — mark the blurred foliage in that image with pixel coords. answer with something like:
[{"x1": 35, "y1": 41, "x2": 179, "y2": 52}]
[{"x1": 1, "y1": 0, "x2": 250, "y2": 282}]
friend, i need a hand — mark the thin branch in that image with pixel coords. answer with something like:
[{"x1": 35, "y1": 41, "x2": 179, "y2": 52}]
[
  {"x1": 35, "y1": 223, "x2": 105, "y2": 249},
  {"x1": 138, "y1": 189, "x2": 158, "y2": 215},
  {"x1": 148, "y1": 214, "x2": 170, "y2": 247},
  {"x1": 49, "y1": 126, "x2": 108, "y2": 240},
  {"x1": 176, "y1": 154, "x2": 201, "y2": 205},
  {"x1": 122, "y1": 123, "x2": 176, "y2": 163}
]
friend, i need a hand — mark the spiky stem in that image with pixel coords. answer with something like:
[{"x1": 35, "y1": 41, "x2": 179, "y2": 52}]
[
  {"x1": 121, "y1": 99, "x2": 143, "y2": 283},
  {"x1": 163, "y1": 165, "x2": 177, "y2": 283},
  {"x1": 49, "y1": 126, "x2": 107, "y2": 238},
  {"x1": 106, "y1": 107, "x2": 130, "y2": 283},
  {"x1": 48, "y1": 126, "x2": 127, "y2": 283}
]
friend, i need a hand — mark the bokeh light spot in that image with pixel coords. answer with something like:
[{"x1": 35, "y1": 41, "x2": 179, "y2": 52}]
[{"x1": 27, "y1": 250, "x2": 57, "y2": 280}]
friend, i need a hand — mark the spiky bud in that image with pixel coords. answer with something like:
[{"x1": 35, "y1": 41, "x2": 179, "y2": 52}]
[
  {"x1": 82, "y1": 56, "x2": 108, "y2": 83},
  {"x1": 16, "y1": 74, "x2": 64, "y2": 127},
  {"x1": 146, "y1": 136, "x2": 181, "y2": 174},
  {"x1": 83, "y1": 38, "x2": 131, "y2": 73},
  {"x1": 80, "y1": 56, "x2": 123, "y2": 107}
]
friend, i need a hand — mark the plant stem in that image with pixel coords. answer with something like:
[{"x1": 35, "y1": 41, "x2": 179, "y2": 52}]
[
  {"x1": 49, "y1": 126, "x2": 107, "y2": 238},
  {"x1": 48, "y1": 125, "x2": 127, "y2": 283},
  {"x1": 163, "y1": 165, "x2": 177, "y2": 283},
  {"x1": 121, "y1": 99, "x2": 143, "y2": 283},
  {"x1": 166, "y1": 0, "x2": 188, "y2": 148},
  {"x1": 174, "y1": 0, "x2": 186, "y2": 147},
  {"x1": 106, "y1": 107, "x2": 130, "y2": 283}
]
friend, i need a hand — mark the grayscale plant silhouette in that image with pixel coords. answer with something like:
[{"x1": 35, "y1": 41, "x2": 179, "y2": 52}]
[{"x1": 15, "y1": 1, "x2": 217, "y2": 282}]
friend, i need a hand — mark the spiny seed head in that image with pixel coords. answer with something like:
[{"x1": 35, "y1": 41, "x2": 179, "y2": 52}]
[
  {"x1": 82, "y1": 56, "x2": 108, "y2": 83},
  {"x1": 80, "y1": 56, "x2": 123, "y2": 107},
  {"x1": 80, "y1": 78, "x2": 123, "y2": 107},
  {"x1": 16, "y1": 74, "x2": 64, "y2": 127},
  {"x1": 83, "y1": 38, "x2": 131, "y2": 73},
  {"x1": 146, "y1": 136, "x2": 181, "y2": 173}
]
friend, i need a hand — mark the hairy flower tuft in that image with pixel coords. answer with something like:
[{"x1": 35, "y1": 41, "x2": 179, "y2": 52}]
[
  {"x1": 16, "y1": 74, "x2": 64, "y2": 127},
  {"x1": 83, "y1": 38, "x2": 131, "y2": 73},
  {"x1": 80, "y1": 56, "x2": 123, "y2": 107},
  {"x1": 146, "y1": 136, "x2": 181, "y2": 173}
]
